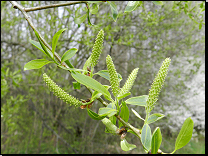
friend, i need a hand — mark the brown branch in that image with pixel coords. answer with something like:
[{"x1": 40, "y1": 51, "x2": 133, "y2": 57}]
[{"x1": 24, "y1": 1, "x2": 88, "y2": 12}]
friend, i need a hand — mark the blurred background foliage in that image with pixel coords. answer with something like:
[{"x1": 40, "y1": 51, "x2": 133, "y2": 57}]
[{"x1": 1, "y1": 1, "x2": 205, "y2": 154}]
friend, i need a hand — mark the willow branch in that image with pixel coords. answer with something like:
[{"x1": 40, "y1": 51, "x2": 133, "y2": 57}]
[{"x1": 23, "y1": 1, "x2": 88, "y2": 12}]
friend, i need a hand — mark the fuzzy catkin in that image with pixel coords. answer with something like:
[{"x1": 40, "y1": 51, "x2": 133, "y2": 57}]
[
  {"x1": 146, "y1": 58, "x2": 171, "y2": 112},
  {"x1": 43, "y1": 73, "x2": 82, "y2": 107},
  {"x1": 106, "y1": 55, "x2": 120, "y2": 97},
  {"x1": 90, "y1": 29, "x2": 104, "y2": 68},
  {"x1": 118, "y1": 68, "x2": 139, "y2": 97}
]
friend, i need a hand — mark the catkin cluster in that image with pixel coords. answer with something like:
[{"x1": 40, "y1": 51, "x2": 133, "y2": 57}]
[
  {"x1": 90, "y1": 29, "x2": 104, "y2": 68},
  {"x1": 43, "y1": 73, "x2": 82, "y2": 107},
  {"x1": 106, "y1": 55, "x2": 120, "y2": 97},
  {"x1": 146, "y1": 58, "x2": 171, "y2": 112},
  {"x1": 118, "y1": 68, "x2": 139, "y2": 97}
]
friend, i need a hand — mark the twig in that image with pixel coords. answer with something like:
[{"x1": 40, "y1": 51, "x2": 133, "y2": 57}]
[{"x1": 23, "y1": 1, "x2": 88, "y2": 12}]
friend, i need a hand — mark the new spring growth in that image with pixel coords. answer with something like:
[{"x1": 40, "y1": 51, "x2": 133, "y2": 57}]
[
  {"x1": 90, "y1": 29, "x2": 104, "y2": 68},
  {"x1": 118, "y1": 68, "x2": 139, "y2": 98},
  {"x1": 106, "y1": 55, "x2": 120, "y2": 97},
  {"x1": 43, "y1": 73, "x2": 82, "y2": 107},
  {"x1": 146, "y1": 58, "x2": 171, "y2": 112}
]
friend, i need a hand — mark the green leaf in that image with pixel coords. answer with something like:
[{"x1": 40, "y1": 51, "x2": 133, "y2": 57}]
[
  {"x1": 52, "y1": 28, "x2": 67, "y2": 57},
  {"x1": 124, "y1": 1, "x2": 141, "y2": 13},
  {"x1": 120, "y1": 139, "x2": 136, "y2": 151},
  {"x1": 117, "y1": 92, "x2": 131, "y2": 101},
  {"x1": 109, "y1": 115, "x2": 116, "y2": 126},
  {"x1": 125, "y1": 95, "x2": 148, "y2": 106},
  {"x1": 152, "y1": 1, "x2": 164, "y2": 5},
  {"x1": 107, "y1": 103, "x2": 116, "y2": 109},
  {"x1": 74, "y1": 14, "x2": 87, "y2": 24},
  {"x1": 34, "y1": 30, "x2": 53, "y2": 59},
  {"x1": 91, "y1": 91, "x2": 102, "y2": 101},
  {"x1": 90, "y1": 3, "x2": 99, "y2": 14},
  {"x1": 95, "y1": 70, "x2": 122, "y2": 82},
  {"x1": 73, "y1": 81, "x2": 81, "y2": 89},
  {"x1": 24, "y1": 59, "x2": 53, "y2": 71},
  {"x1": 98, "y1": 107, "x2": 118, "y2": 117},
  {"x1": 71, "y1": 72, "x2": 111, "y2": 99},
  {"x1": 87, "y1": 108, "x2": 106, "y2": 120},
  {"x1": 151, "y1": 127, "x2": 162, "y2": 154},
  {"x1": 119, "y1": 101, "x2": 129, "y2": 128},
  {"x1": 101, "y1": 118, "x2": 118, "y2": 134},
  {"x1": 174, "y1": 117, "x2": 194, "y2": 152},
  {"x1": 29, "y1": 39, "x2": 47, "y2": 55},
  {"x1": 61, "y1": 48, "x2": 78, "y2": 63},
  {"x1": 64, "y1": 59, "x2": 74, "y2": 68},
  {"x1": 87, "y1": 8, "x2": 93, "y2": 26},
  {"x1": 146, "y1": 113, "x2": 165, "y2": 124},
  {"x1": 57, "y1": 65, "x2": 86, "y2": 72},
  {"x1": 131, "y1": 108, "x2": 145, "y2": 121},
  {"x1": 107, "y1": 1, "x2": 118, "y2": 22},
  {"x1": 141, "y1": 124, "x2": 152, "y2": 151}
]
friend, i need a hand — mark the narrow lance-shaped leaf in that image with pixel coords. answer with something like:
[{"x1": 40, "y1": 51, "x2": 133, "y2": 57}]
[
  {"x1": 74, "y1": 14, "x2": 87, "y2": 24},
  {"x1": 125, "y1": 95, "x2": 148, "y2": 106},
  {"x1": 71, "y1": 72, "x2": 111, "y2": 99},
  {"x1": 119, "y1": 101, "x2": 129, "y2": 128},
  {"x1": 120, "y1": 139, "x2": 136, "y2": 151},
  {"x1": 141, "y1": 124, "x2": 152, "y2": 152},
  {"x1": 87, "y1": 8, "x2": 93, "y2": 26},
  {"x1": 61, "y1": 48, "x2": 78, "y2": 63},
  {"x1": 174, "y1": 117, "x2": 194, "y2": 152},
  {"x1": 34, "y1": 30, "x2": 53, "y2": 59},
  {"x1": 131, "y1": 108, "x2": 145, "y2": 121},
  {"x1": 24, "y1": 59, "x2": 53, "y2": 71},
  {"x1": 87, "y1": 108, "x2": 106, "y2": 120},
  {"x1": 124, "y1": 1, "x2": 141, "y2": 13},
  {"x1": 107, "y1": 1, "x2": 118, "y2": 22},
  {"x1": 52, "y1": 28, "x2": 67, "y2": 57},
  {"x1": 94, "y1": 70, "x2": 122, "y2": 82},
  {"x1": 101, "y1": 118, "x2": 118, "y2": 134},
  {"x1": 98, "y1": 107, "x2": 118, "y2": 117},
  {"x1": 151, "y1": 127, "x2": 162, "y2": 154},
  {"x1": 146, "y1": 113, "x2": 165, "y2": 124},
  {"x1": 29, "y1": 39, "x2": 47, "y2": 55}
]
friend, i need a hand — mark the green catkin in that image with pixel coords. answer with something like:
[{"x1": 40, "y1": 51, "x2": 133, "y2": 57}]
[
  {"x1": 106, "y1": 55, "x2": 120, "y2": 97},
  {"x1": 43, "y1": 73, "x2": 82, "y2": 107},
  {"x1": 118, "y1": 68, "x2": 139, "y2": 97},
  {"x1": 146, "y1": 58, "x2": 171, "y2": 112},
  {"x1": 90, "y1": 29, "x2": 104, "y2": 68}
]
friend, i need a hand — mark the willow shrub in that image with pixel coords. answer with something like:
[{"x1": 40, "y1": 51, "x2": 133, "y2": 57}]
[{"x1": 24, "y1": 29, "x2": 194, "y2": 154}]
